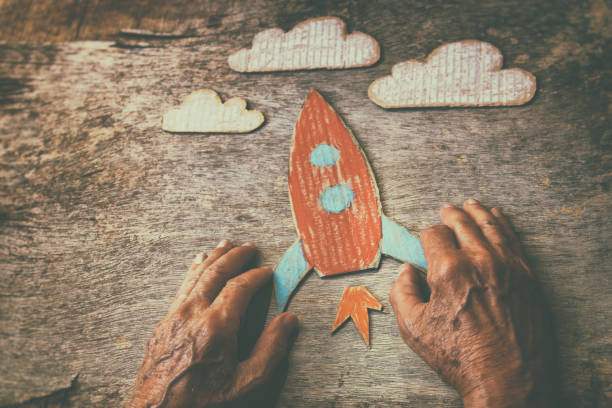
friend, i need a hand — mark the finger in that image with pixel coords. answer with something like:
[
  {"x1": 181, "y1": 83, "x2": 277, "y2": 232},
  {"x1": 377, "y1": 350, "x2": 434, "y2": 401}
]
[
  {"x1": 230, "y1": 313, "x2": 299, "y2": 397},
  {"x1": 168, "y1": 252, "x2": 208, "y2": 313},
  {"x1": 180, "y1": 240, "x2": 234, "y2": 298},
  {"x1": 390, "y1": 264, "x2": 427, "y2": 329},
  {"x1": 236, "y1": 270, "x2": 273, "y2": 361},
  {"x1": 491, "y1": 208, "x2": 525, "y2": 258},
  {"x1": 420, "y1": 224, "x2": 458, "y2": 261},
  {"x1": 420, "y1": 224, "x2": 459, "y2": 286},
  {"x1": 462, "y1": 199, "x2": 509, "y2": 252},
  {"x1": 189, "y1": 243, "x2": 258, "y2": 306},
  {"x1": 169, "y1": 240, "x2": 233, "y2": 313},
  {"x1": 440, "y1": 203, "x2": 488, "y2": 251},
  {"x1": 211, "y1": 266, "x2": 273, "y2": 321}
]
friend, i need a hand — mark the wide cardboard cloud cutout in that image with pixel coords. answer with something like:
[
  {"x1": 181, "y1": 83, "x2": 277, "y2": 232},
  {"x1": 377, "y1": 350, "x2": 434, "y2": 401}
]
[
  {"x1": 228, "y1": 17, "x2": 380, "y2": 72},
  {"x1": 368, "y1": 40, "x2": 536, "y2": 108},
  {"x1": 162, "y1": 90, "x2": 264, "y2": 133}
]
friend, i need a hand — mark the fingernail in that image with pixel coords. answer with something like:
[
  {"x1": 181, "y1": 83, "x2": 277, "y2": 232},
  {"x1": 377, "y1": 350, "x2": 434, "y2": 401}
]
[
  {"x1": 193, "y1": 253, "x2": 204, "y2": 264},
  {"x1": 491, "y1": 207, "x2": 501, "y2": 215},
  {"x1": 465, "y1": 198, "x2": 479, "y2": 205},
  {"x1": 216, "y1": 239, "x2": 230, "y2": 248},
  {"x1": 442, "y1": 203, "x2": 454, "y2": 208},
  {"x1": 242, "y1": 242, "x2": 255, "y2": 247}
]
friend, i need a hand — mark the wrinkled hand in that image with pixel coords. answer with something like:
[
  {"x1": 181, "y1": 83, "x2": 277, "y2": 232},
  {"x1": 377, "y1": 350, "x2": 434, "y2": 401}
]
[
  {"x1": 390, "y1": 200, "x2": 557, "y2": 408},
  {"x1": 128, "y1": 240, "x2": 298, "y2": 408}
]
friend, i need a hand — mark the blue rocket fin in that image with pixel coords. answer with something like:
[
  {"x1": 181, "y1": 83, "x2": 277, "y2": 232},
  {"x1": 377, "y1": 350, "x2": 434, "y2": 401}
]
[
  {"x1": 380, "y1": 215, "x2": 428, "y2": 271},
  {"x1": 274, "y1": 240, "x2": 312, "y2": 312}
]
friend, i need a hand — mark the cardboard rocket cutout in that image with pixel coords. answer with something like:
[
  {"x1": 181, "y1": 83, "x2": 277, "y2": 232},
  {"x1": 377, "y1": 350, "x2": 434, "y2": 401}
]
[
  {"x1": 274, "y1": 89, "x2": 427, "y2": 345},
  {"x1": 332, "y1": 286, "x2": 382, "y2": 346}
]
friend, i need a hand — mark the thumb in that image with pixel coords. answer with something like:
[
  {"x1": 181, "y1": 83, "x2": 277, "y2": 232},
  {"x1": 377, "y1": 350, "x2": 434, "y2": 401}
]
[
  {"x1": 230, "y1": 312, "x2": 298, "y2": 397},
  {"x1": 390, "y1": 264, "x2": 427, "y2": 329}
]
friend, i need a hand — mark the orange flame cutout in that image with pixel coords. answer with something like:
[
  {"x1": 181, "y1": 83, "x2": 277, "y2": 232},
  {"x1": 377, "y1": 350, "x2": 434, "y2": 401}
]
[{"x1": 331, "y1": 286, "x2": 383, "y2": 346}]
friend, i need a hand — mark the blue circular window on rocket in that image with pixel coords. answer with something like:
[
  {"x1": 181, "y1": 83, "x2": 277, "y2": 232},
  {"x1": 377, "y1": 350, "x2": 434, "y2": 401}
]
[
  {"x1": 310, "y1": 143, "x2": 340, "y2": 167},
  {"x1": 320, "y1": 183, "x2": 355, "y2": 213}
]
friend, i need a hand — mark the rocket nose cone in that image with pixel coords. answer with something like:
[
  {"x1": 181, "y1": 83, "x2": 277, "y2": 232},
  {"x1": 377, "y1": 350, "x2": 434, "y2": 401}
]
[
  {"x1": 299, "y1": 89, "x2": 325, "y2": 120},
  {"x1": 307, "y1": 88, "x2": 322, "y2": 102}
]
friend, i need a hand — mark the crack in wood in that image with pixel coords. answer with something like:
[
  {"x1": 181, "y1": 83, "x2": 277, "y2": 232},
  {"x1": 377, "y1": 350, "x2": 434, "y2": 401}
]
[{"x1": 73, "y1": 0, "x2": 90, "y2": 41}]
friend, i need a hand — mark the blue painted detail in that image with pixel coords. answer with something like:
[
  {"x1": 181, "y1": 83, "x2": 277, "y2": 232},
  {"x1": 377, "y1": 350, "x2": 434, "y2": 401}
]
[
  {"x1": 320, "y1": 183, "x2": 355, "y2": 214},
  {"x1": 274, "y1": 240, "x2": 312, "y2": 312},
  {"x1": 309, "y1": 143, "x2": 340, "y2": 167},
  {"x1": 380, "y1": 215, "x2": 428, "y2": 271}
]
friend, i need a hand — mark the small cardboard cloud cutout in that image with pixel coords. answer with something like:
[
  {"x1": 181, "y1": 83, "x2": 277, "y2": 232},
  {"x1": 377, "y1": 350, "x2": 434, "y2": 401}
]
[
  {"x1": 228, "y1": 17, "x2": 380, "y2": 72},
  {"x1": 368, "y1": 40, "x2": 536, "y2": 108},
  {"x1": 162, "y1": 90, "x2": 264, "y2": 133}
]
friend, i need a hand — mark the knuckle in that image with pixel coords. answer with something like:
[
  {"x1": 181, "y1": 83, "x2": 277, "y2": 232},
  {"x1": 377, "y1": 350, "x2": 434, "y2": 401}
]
[
  {"x1": 205, "y1": 263, "x2": 226, "y2": 279},
  {"x1": 447, "y1": 209, "x2": 468, "y2": 224},
  {"x1": 204, "y1": 305, "x2": 240, "y2": 335},
  {"x1": 224, "y1": 275, "x2": 251, "y2": 293},
  {"x1": 479, "y1": 218, "x2": 498, "y2": 230},
  {"x1": 176, "y1": 300, "x2": 195, "y2": 319},
  {"x1": 481, "y1": 221, "x2": 508, "y2": 239},
  {"x1": 473, "y1": 250, "x2": 496, "y2": 269},
  {"x1": 201, "y1": 310, "x2": 225, "y2": 335},
  {"x1": 433, "y1": 256, "x2": 462, "y2": 282}
]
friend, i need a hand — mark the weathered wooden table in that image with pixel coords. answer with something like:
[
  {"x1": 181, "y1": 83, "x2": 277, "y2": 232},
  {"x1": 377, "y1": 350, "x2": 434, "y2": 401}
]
[{"x1": 1, "y1": 1, "x2": 610, "y2": 407}]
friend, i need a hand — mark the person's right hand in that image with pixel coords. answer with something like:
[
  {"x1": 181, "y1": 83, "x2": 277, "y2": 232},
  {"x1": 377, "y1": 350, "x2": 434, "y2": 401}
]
[{"x1": 390, "y1": 200, "x2": 558, "y2": 407}]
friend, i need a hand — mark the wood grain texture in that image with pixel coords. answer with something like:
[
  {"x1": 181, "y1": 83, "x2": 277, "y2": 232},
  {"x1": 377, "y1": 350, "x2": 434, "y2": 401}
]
[{"x1": 0, "y1": 0, "x2": 611, "y2": 407}]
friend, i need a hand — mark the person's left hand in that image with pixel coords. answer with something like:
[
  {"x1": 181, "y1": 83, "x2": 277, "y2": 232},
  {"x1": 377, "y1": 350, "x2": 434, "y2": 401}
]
[{"x1": 128, "y1": 240, "x2": 299, "y2": 408}]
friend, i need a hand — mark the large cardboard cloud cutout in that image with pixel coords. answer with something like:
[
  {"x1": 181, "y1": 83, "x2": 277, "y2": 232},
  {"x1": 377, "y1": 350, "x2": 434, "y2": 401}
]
[
  {"x1": 368, "y1": 40, "x2": 536, "y2": 108},
  {"x1": 162, "y1": 90, "x2": 264, "y2": 133},
  {"x1": 228, "y1": 17, "x2": 380, "y2": 72}
]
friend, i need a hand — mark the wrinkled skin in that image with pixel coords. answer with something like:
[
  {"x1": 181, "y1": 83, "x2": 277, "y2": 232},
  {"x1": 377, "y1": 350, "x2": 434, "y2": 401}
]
[
  {"x1": 390, "y1": 200, "x2": 558, "y2": 407},
  {"x1": 128, "y1": 240, "x2": 298, "y2": 408},
  {"x1": 129, "y1": 200, "x2": 557, "y2": 408}
]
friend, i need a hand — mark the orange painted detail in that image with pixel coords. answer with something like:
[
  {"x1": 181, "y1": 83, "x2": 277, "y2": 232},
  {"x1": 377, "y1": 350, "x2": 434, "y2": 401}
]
[
  {"x1": 288, "y1": 89, "x2": 382, "y2": 276},
  {"x1": 332, "y1": 286, "x2": 382, "y2": 346}
]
